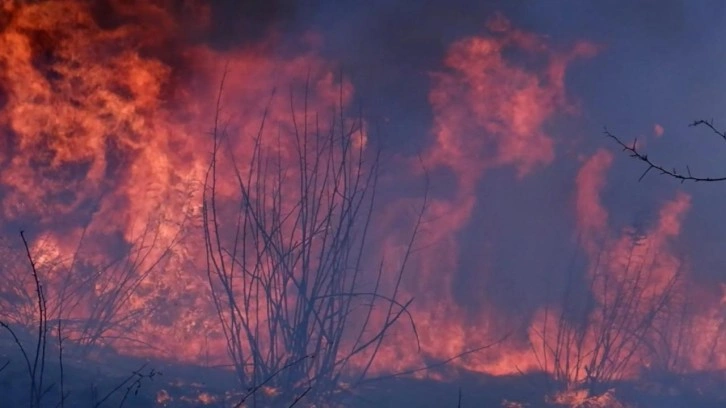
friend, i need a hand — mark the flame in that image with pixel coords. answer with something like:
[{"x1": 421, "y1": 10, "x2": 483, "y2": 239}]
[
  {"x1": 0, "y1": 0, "x2": 354, "y2": 365},
  {"x1": 532, "y1": 148, "x2": 708, "y2": 384},
  {"x1": 575, "y1": 149, "x2": 613, "y2": 251},
  {"x1": 2, "y1": 1, "x2": 726, "y2": 399},
  {"x1": 367, "y1": 13, "x2": 600, "y2": 377}
]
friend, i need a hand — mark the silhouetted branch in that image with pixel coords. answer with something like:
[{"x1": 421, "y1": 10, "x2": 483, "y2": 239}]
[
  {"x1": 233, "y1": 355, "x2": 313, "y2": 408},
  {"x1": 0, "y1": 321, "x2": 33, "y2": 379},
  {"x1": 203, "y1": 72, "x2": 428, "y2": 405},
  {"x1": 531, "y1": 240, "x2": 682, "y2": 393},
  {"x1": 2, "y1": 231, "x2": 160, "y2": 408},
  {"x1": 57, "y1": 316, "x2": 65, "y2": 408},
  {"x1": 361, "y1": 332, "x2": 511, "y2": 383},
  {"x1": 604, "y1": 121, "x2": 726, "y2": 182},
  {"x1": 690, "y1": 119, "x2": 726, "y2": 141},
  {"x1": 92, "y1": 364, "x2": 159, "y2": 408},
  {"x1": 20, "y1": 230, "x2": 48, "y2": 408},
  {"x1": 288, "y1": 386, "x2": 312, "y2": 407}
]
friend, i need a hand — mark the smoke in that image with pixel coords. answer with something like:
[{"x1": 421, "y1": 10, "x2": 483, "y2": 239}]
[{"x1": 2, "y1": 0, "x2": 726, "y2": 396}]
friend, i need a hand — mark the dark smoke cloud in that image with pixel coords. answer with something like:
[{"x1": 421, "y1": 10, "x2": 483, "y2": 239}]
[
  {"x1": 274, "y1": 0, "x2": 726, "y2": 324},
  {"x1": 207, "y1": 0, "x2": 303, "y2": 47},
  {"x1": 4, "y1": 0, "x2": 726, "y2": 381}
]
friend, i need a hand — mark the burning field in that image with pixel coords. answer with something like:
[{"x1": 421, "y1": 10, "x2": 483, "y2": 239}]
[{"x1": 2, "y1": 1, "x2": 726, "y2": 407}]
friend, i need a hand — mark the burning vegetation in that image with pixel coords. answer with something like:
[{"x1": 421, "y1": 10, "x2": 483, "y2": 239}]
[{"x1": 1, "y1": 1, "x2": 726, "y2": 407}]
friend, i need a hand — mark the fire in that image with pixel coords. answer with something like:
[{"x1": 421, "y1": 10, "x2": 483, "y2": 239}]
[
  {"x1": 0, "y1": 0, "x2": 354, "y2": 365},
  {"x1": 538, "y1": 147, "x2": 724, "y2": 385},
  {"x1": 380, "y1": 11, "x2": 598, "y2": 376},
  {"x1": 1, "y1": 1, "x2": 726, "y2": 405},
  {"x1": 575, "y1": 149, "x2": 613, "y2": 251}
]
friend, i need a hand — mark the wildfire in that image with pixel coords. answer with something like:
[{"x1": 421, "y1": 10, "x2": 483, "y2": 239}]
[{"x1": 1, "y1": 2, "x2": 726, "y2": 406}]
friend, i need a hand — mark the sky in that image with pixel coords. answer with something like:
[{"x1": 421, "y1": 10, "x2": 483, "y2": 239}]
[
  {"x1": 303, "y1": 0, "x2": 726, "y2": 287},
  {"x1": 3, "y1": 0, "x2": 726, "y2": 383},
  {"x1": 229, "y1": 0, "x2": 726, "y2": 371},
  {"x1": 247, "y1": 0, "x2": 726, "y2": 306}
]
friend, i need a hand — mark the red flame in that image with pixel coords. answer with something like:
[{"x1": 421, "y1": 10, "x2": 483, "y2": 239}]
[{"x1": 2, "y1": 2, "x2": 726, "y2": 399}]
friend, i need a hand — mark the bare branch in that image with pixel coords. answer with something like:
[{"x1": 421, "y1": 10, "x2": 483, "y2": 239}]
[
  {"x1": 690, "y1": 119, "x2": 726, "y2": 142},
  {"x1": 203, "y1": 72, "x2": 428, "y2": 405},
  {"x1": 605, "y1": 124, "x2": 726, "y2": 183},
  {"x1": 361, "y1": 332, "x2": 511, "y2": 383}
]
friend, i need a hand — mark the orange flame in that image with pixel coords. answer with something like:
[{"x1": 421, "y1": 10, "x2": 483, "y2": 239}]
[{"x1": 2, "y1": 1, "x2": 726, "y2": 394}]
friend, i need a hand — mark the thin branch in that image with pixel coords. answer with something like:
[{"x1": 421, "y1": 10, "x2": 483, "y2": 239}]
[
  {"x1": 288, "y1": 386, "x2": 312, "y2": 407},
  {"x1": 604, "y1": 124, "x2": 726, "y2": 182},
  {"x1": 92, "y1": 364, "x2": 158, "y2": 408},
  {"x1": 361, "y1": 332, "x2": 511, "y2": 383},
  {"x1": 690, "y1": 119, "x2": 726, "y2": 142},
  {"x1": 234, "y1": 355, "x2": 312, "y2": 408}
]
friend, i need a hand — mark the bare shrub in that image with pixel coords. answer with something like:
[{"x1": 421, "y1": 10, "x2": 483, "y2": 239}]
[
  {"x1": 531, "y1": 238, "x2": 682, "y2": 394},
  {"x1": 0, "y1": 231, "x2": 161, "y2": 408},
  {"x1": 202, "y1": 77, "x2": 425, "y2": 405}
]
